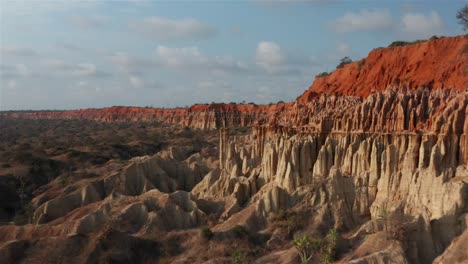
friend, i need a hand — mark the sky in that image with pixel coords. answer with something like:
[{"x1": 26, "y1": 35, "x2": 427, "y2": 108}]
[{"x1": 0, "y1": 0, "x2": 466, "y2": 110}]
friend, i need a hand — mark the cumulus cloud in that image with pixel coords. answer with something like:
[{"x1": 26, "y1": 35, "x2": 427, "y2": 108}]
[
  {"x1": 7, "y1": 80, "x2": 18, "y2": 90},
  {"x1": 336, "y1": 43, "x2": 351, "y2": 54},
  {"x1": 155, "y1": 46, "x2": 248, "y2": 73},
  {"x1": 401, "y1": 11, "x2": 444, "y2": 38},
  {"x1": 255, "y1": 41, "x2": 285, "y2": 73},
  {"x1": 334, "y1": 9, "x2": 393, "y2": 33},
  {"x1": 43, "y1": 59, "x2": 109, "y2": 78},
  {"x1": 109, "y1": 52, "x2": 156, "y2": 75},
  {"x1": 0, "y1": 64, "x2": 24, "y2": 78},
  {"x1": 70, "y1": 15, "x2": 108, "y2": 29},
  {"x1": 131, "y1": 17, "x2": 217, "y2": 41},
  {"x1": 156, "y1": 46, "x2": 206, "y2": 67},
  {"x1": 1, "y1": 47, "x2": 37, "y2": 57},
  {"x1": 129, "y1": 76, "x2": 144, "y2": 88},
  {"x1": 15, "y1": 64, "x2": 30, "y2": 77}
]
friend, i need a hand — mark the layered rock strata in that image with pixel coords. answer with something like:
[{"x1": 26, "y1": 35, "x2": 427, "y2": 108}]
[{"x1": 0, "y1": 35, "x2": 467, "y2": 263}]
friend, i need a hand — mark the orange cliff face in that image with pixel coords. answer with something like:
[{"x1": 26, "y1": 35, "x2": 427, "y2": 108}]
[
  {"x1": 298, "y1": 35, "x2": 467, "y2": 102},
  {"x1": 2, "y1": 35, "x2": 467, "y2": 132}
]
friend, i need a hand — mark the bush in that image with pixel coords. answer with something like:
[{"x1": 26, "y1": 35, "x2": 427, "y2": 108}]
[
  {"x1": 388, "y1": 39, "x2": 426, "y2": 48},
  {"x1": 336, "y1": 57, "x2": 352, "y2": 69},
  {"x1": 322, "y1": 228, "x2": 338, "y2": 262},
  {"x1": 231, "y1": 249, "x2": 244, "y2": 264},
  {"x1": 388, "y1": 41, "x2": 410, "y2": 47},
  {"x1": 230, "y1": 225, "x2": 249, "y2": 238},
  {"x1": 292, "y1": 235, "x2": 322, "y2": 264},
  {"x1": 315, "y1": 72, "x2": 330, "y2": 78},
  {"x1": 292, "y1": 228, "x2": 339, "y2": 264},
  {"x1": 236, "y1": 126, "x2": 248, "y2": 133},
  {"x1": 57, "y1": 177, "x2": 69, "y2": 187},
  {"x1": 271, "y1": 210, "x2": 305, "y2": 239},
  {"x1": 199, "y1": 226, "x2": 213, "y2": 240},
  {"x1": 456, "y1": 4, "x2": 468, "y2": 31}
]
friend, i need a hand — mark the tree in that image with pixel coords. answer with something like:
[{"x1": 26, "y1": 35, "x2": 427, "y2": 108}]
[
  {"x1": 336, "y1": 56, "x2": 352, "y2": 69},
  {"x1": 456, "y1": 4, "x2": 468, "y2": 31},
  {"x1": 292, "y1": 235, "x2": 322, "y2": 264}
]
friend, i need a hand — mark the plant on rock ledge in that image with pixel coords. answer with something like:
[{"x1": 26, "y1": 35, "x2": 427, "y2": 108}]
[{"x1": 292, "y1": 235, "x2": 322, "y2": 264}]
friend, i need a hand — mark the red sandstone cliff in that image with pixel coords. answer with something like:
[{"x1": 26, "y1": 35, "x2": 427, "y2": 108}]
[
  {"x1": 2, "y1": 36, "x2": 467, "y2": 131},
  {"x1": 298, "y1": 35, "x2": 467, "y2": 101}
]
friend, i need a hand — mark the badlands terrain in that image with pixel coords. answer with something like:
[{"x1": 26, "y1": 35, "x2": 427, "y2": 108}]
[{"x1": 0, "y1": 36, "x2": 467, "y2": 263}]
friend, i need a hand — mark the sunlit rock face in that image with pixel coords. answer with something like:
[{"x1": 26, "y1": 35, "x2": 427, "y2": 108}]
[
  {"x1": 199, "y1": 88, "x2": 467, "y2": 263},
  {"x1": 0, "y1": 35, "x2": 466, "y2": 263}
]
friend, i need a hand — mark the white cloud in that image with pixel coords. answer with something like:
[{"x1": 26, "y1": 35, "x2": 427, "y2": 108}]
[
  {"x1": 15, "y1": 64, "x2": 29, "y2": 76},
  {"x1": 7, "y1": 80, "x2": 17, "y2": 90},
  {"x1": 1, "y1": 47, "x2": 37, "y2": 57},
  {"x1": 401, "y1": 11, "x2": 444, "y2": 38},
  {"x1": 155, "y1": 46, "x2": 248, "y2": 73},
  {"x1": 255, "y1": 41, "x2": 285, "y2": 73},
  {"x1": 132, "y1": 17, "x2": 217, "y2": 41},
  {"x1": 73, "y1": 63, "x2": 97, "y2": 76},
  {"x1": 42, "y1": 59, "x2": 107, "y2": 77},
  {"x1": 156, "y1": 46, "x2": 206, "y2": 67},
  {"x1": 129, "y1": 76, "x2": 144, "y2": 88},
  {"x1": 334, "y1": 9, "x2": 393, "y2": 33},
  {"x1": 109, "y1": 52, "x2": 156, "y2": 75},
  {"x1": 336, "y1": 43, "x2": 351, "y2": 54},
  {"x1": 70, "y1": 15, "x2": 108, "y2": 29}
]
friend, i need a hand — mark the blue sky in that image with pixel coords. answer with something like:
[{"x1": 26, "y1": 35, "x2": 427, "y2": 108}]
[{"x1": 0, "y1": 0, "x2": 466, "y2": 110}]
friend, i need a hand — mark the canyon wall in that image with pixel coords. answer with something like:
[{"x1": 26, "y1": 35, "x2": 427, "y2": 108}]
[
  {"x1": 200, "y1": 88, "x2": 467, "y2": 263},
  {"x1": 1, "y1": 35, "x2": 467, "y2": 263}
]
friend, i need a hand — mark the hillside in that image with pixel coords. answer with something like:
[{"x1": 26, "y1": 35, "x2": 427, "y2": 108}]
[{"x1": 299, "y1": 35, "x2": 467, "y2": 101}]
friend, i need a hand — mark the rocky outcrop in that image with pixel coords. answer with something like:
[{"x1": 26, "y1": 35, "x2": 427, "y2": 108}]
[
  {"x1": 299, "y1": 36, "x2": 467, "y2": 101},
  {"x1": 433, "y1": 229, "x2": 468, "y2": 264},
  {"x1": 31, "y1": 147, "x2": 210, "y2": 224},
  {"x1": 189, "y1": 87, "x2": 467, "y2": 263},
  {"x1": 0, "y1": 189, "x2": 208, "y2": 241}
]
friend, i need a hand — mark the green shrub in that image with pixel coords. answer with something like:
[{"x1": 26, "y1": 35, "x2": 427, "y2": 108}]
[
  {"x1": 315, "y1": 72, "x2": 330, "y2": 78},
  {"x1": 388, "y1": 41, "x2": 410, "y2": 47},
  {"x1": 236, "y1": 126, "x2": 248, "y2": 133},
  {"x1": 292, "y1": 228, "x2": 339, "y2": 264},
  {"x1": 336, "y1": 56, "x2": 352, "y2": 69},
  {"x1": 57, "y1": 177, "x2": 69, "y2": 187},
  {"x1": 231, "y1": 249, "x2": 243, "y2": 264},
  {"x1": 199, "y1": 226, "x2": 213, "y2": 240},
  {"x1": 271, "y1": 210, "x2": 303, "y2": 239},
  {"x1": 292, "y1": 235, "x2": 322, "y2": 264},
  {"x1": 230, "y1": 225, "x2": 249, "y2": 237},
  {"x1": 323, "y1": 228, "x2": 338, "y2": 261},
  {"x1": 388, "y1": 39, "x2": 426, "y2": 48}
]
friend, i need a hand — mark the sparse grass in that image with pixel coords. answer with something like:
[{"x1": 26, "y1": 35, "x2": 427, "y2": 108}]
[
  {"x1": 271, "y1": 210, "x2": 306, "y2": 239},
  {"x1": 231, "y1": 249, "x2": 244, "y2": 264}
]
